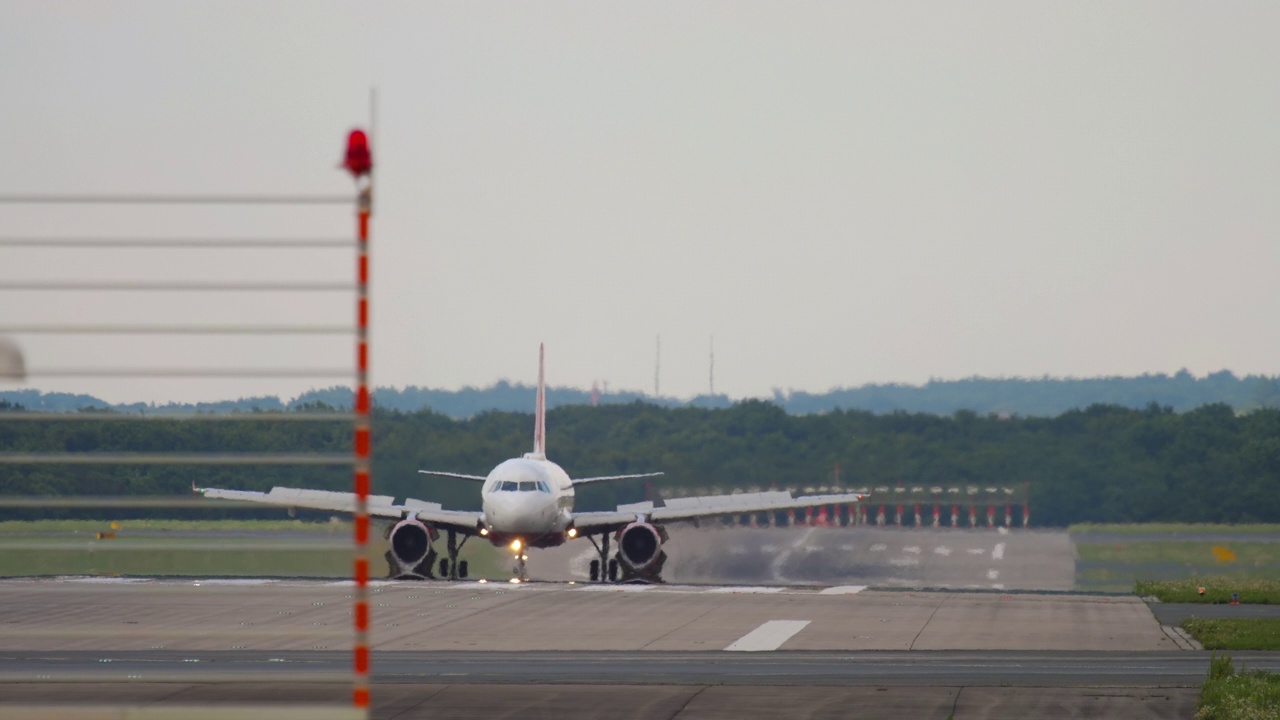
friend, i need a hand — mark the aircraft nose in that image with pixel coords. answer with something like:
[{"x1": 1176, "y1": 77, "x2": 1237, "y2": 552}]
[{"x1": 486, "y1": 493, "x2": 523, "y2": 524}]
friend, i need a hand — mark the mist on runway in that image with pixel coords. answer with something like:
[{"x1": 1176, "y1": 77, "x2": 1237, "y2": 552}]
[{"x1": 527, "y1": 524, "x2": 1076, "y2": 590}]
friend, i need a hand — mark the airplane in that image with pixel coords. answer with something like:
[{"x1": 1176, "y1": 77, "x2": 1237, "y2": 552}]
[{"x1": 197, "y1": 344, "x2": 865, "y2": 583}]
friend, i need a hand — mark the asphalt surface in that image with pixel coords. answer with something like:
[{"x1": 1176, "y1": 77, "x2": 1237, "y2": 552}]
[
  {"x1": 531, "y1": 525, "x2": 1077, "y2": 590},
  {"x1": 0, "y1": 578, "x2": 1173, "y2": 652},
  {"x1": 0, "y1": 528, "x2": 1265, "y2": 720},
  {"x1": 2, "y1": 649, "x2": 1279, "y2": 686},
  {"x1": 1149, "y1": 602, "x2": 1280, "y2": 624},
  {"x1": 0, "y1": 683, "x2": 1199, "y2": 720}
]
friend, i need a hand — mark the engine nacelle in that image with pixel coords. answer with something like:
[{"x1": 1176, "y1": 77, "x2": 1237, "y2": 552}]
[
  {"x1": 386, "y1": 518, "x2": 436, "y2": 579},
  {"x1": 617, "y1": 521, "x2": 666, "y2": 570}
]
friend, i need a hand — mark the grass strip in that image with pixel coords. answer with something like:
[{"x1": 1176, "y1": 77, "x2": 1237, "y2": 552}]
[
  {"x1": 0, "y1": 519, "x2": 353, "y2": 534},
  {"x1": 1185, "y1": 620, "x2": 1280, "y2": 652},
  {"x1": 1197, "y1": 653, "x2": 1280, "y2": 720},
  {"x1": 1137, "y1": 577, "x2": 1280, "y2": 604},
  {"x1": 0, "y1": 519, "x2": 507, "y2": 579}
]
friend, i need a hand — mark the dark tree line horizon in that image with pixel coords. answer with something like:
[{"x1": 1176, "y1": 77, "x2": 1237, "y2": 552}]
[
  {"x1": 5, "y1": 368, "x2": 1280, "y2": 419},
  {"x1": 2, "y1": 398, "x2": 1278, "y2": 527}
]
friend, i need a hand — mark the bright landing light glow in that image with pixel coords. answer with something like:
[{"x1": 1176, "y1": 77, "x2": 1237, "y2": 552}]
[
  {"x1": 567, "y1": 528, "x2": 578, "y2": 538},
  {"x1": 510, "y1": 539, "x2": 522, "y2": 552}
]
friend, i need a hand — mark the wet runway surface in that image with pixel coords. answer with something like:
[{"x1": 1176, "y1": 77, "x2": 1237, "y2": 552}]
[{"x1": 530, "y1": 525, "x2": 1076, "y2": 591}]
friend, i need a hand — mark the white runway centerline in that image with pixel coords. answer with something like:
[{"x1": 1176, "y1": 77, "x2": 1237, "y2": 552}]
[
  {"x1": 725, "y1": 620, "x2": 811, "y2": 651},
  {"x1": 992, "y1": 543, "x2": 1006, "y2": 560}
]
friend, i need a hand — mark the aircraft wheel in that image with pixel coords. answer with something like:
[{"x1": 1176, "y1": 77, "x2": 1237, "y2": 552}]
[
  {"x1": 458, "y1": 560, "x2": 469, "y2": 579},
  {"x1": 589, "y1": 559, "x2": 600, "y2": 582},
  {"x1": 439, "y1": 558, "x2": 450, "y2": 578},
  {"x1": 607, "y1": 558, "x2": 619, "y2": 582}
]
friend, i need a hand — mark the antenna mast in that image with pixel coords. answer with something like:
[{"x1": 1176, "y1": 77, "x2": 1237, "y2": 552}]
[
  {"x1": 654, "y1": 335, "x2": 661, "y2": 397},
  {"x1": 709, "y1": 335, "x2": 715, "y2": 395}
]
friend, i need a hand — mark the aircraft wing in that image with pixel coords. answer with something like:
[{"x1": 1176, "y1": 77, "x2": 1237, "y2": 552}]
[
  {"x1": 571, "y1": 472, "x2": 664, "y2": 486},
  {"x1": 571, "y1": 510, "x2": 646, "y2": 535},
  {"x1": 650, "y1": 491, "x2": 864, "y2": 523},
  {"x1": 196, "y1": 485, "x2": 482, "y2": 535},
  {"x1": 410, "y1": 506, "x2": 484, "y2": 534},
  {"x1": 571, "y1": 490, "x2": 864, "y2": 535}
]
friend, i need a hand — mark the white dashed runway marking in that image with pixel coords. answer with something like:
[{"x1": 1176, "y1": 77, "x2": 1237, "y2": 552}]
[
  {"x1": 992, "y1": 543, "x2": 1006, "y2": 560},
  {"x1": 818, "y1": 585, "x2": 867, "y2": 595},
  {"x1": 725, "y1": 620, "x2": 811, "y2": 651}
]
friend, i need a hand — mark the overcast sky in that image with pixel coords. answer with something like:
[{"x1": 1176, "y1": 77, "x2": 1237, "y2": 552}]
[{"x1": 1, "y1": 2, "x2": 1278, "y2": 404}]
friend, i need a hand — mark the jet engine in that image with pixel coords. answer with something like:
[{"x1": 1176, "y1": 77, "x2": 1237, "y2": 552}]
[
  {"x1": 616, "y1": 521, "x2": 668, "y2": 581},
  {"x1": 386, "y1": 518, "x2": 437, "y2": 579}
]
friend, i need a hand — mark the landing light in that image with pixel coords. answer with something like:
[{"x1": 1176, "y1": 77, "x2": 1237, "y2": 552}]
[
  {"x1": 508, "y1": 578, "x2": 521, "y2": 584},
  {"x1": 479, "y1": 528, "x2": 489, "y2": 537},
  {"x1": 510, "y1": 539, "x2": 522, "y2": 552},
  {"x1": 567, "y1": 528, "x2": 578, "y2": 539}
]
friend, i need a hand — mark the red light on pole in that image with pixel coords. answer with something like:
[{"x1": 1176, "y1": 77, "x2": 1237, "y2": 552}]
[{"x1": 343, "y1": 129, "x2": 373, "y2": 179}]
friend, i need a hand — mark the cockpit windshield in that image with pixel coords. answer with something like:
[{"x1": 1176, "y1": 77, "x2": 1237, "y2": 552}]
[{"x1": 494, "y1": 479, "x2": 553, "y2": 492}]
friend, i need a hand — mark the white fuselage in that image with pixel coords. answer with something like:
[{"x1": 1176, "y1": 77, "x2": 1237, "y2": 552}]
[{"x1": 480, "y1": 453, "x2": 575, "y2": 545}]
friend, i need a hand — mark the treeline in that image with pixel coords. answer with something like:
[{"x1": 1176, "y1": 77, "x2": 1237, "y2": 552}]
[
  {"x1": 6, "y1": 369, "x2": 1280, "y2": 418},
  {"x1": 2, "y1": 400, "x2": 1279, "y2": 527}
]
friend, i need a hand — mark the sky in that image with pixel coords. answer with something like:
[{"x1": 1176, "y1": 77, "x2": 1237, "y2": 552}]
[{"x1": 1, "y1": 2, "x2": 1278, "y2": 405}]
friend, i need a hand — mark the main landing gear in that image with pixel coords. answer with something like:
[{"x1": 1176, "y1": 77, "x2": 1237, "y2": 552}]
[
  {"x1": 437, "y1": 530, "x2": 470, "y2": 581},
  {"x1": 586, "y1": 533, "x2": 619, "y2": 583}
]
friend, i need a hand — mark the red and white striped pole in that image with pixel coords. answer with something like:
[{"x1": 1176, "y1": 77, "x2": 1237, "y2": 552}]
[
  {"x1": 352, "y1": 188, "x2": 372, "y2": 711},
  {"x1": 344, "y1": 127, "x2": 374, "y2": 714}
]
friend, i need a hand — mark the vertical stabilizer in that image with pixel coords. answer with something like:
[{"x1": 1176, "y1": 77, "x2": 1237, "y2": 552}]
[{"x1": 533, "y1": 343, "x2": 546, "y2": 456}]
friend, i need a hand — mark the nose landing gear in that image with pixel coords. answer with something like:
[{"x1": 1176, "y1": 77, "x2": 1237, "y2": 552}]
[{"x1": 509, "y1": 539, "x2": 529, "y2": 583}]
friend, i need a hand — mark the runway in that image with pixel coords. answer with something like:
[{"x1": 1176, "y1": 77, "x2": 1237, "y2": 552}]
[
  {"x1": 0, "y1": 577, "x2": 1172, "y2": 652},
  {"x1": 0, "y1": 648, "x2": 1256, "y2": 719},
  {"x1": 0, "y1": 681, "x2": 1200, "y2": 720},
  {"x1": 531, "y1": 525, "x2": 1076, "y2": 590},
  {"x1": 4, "y1": 649, "x2": 1279, "y2": 686},
  {"x1": 0, "y1": 528, "x2": 1260, "y2": 719}
]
